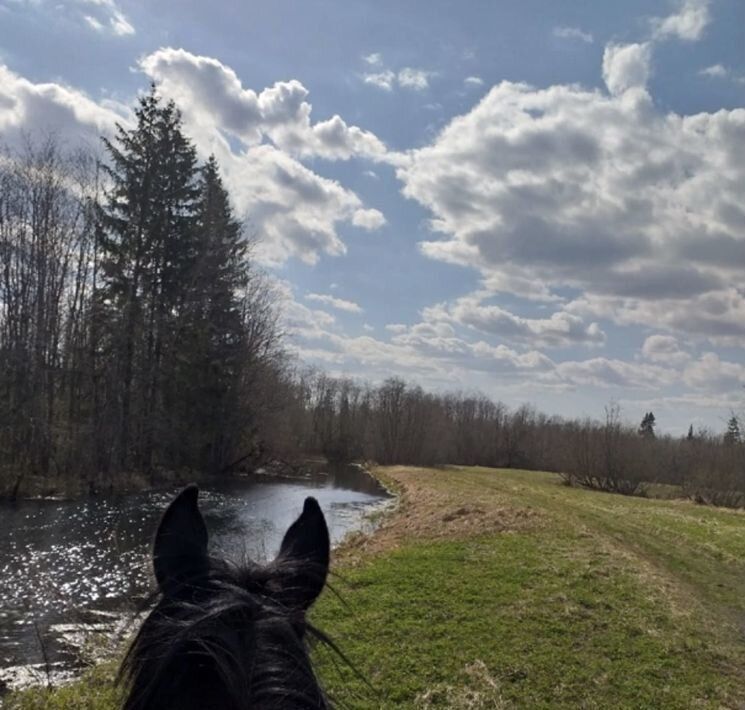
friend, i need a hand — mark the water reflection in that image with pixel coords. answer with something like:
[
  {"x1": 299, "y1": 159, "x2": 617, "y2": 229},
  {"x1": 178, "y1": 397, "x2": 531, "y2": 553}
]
[{"x1": 0, "y1": 464, "x2": 388, "y2": 678}]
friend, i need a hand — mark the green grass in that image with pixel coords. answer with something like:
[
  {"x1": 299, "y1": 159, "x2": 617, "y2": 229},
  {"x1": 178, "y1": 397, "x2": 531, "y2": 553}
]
[
  {"x1": 312, "y1": 467, "x2": 745, "y2": 708},
  {"x1": 3, "y1": 662, "x2": 121, "y2": 710},
  {"x1": 6, "y1": 466, "x2": 745, "y2": 708}
]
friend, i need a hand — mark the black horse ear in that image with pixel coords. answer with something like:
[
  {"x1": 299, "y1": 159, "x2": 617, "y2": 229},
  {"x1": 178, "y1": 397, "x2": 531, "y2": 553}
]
[
  {"x1": 275, "y1": 497, "x2": 330, "y2": 609},
  {"x1": 154, "y1": 484, "x2": 209, "y2": 597}
]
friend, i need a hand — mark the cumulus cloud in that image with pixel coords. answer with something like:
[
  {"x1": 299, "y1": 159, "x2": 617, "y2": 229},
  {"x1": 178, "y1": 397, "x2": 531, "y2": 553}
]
[
  {"x1": 602, "y1": 42, "x2": 652, "y2": 95},
  {"x1": 569, "y1": 289, "x2": 745, "y2": 345},
  {"x1": 555, "y1": 357, "x2": 675, "y2": 389},
  {"x1": 221, "y1": 144, "x2": 375, "y2": 265},
  {"x1": 289, "y1": 301, "x2": 679, "y2": 392},
  {"x1": 464, "y1": 76, "x2": 484, "y2": 87},
  {"x1": 0, "y1": 64, "x2": 126, "y2": 145},
  {"x1": 651, "y1": 0, "x2": 710, "y2": 41},
  {"x1": 423, "y1": 292, "x2": 606, "y2": 348},
  {"x1": 140, "y1": 48, "x2": 387, "y2": 160},
  {"x1": 395, "y1": 63, "x2": 745, "y2": 344},
  {"x1": 683, "y1": 352, "x2": 745, "y2": 392},
  {"x1": 351, "y1": 207, "x2": 386, "y2": 229},
  {"x1": 553, "y1": 26, "x2": 594, "y2": 43},
  {"x1": 306, "y1": 293, "x2": 363, "y2": 314},
  {"x1": 135, "y1": 48, "x2": 388, "y2": 265},
  {"x1": 279, "y1": 279, "x2": 718, "y2": 402},
  {"x1": 641, "y1": 335, "x2": 691, "y2": 364},
  {"x1": 0, "y1": 50, "x2": 387, "y2": 267}
]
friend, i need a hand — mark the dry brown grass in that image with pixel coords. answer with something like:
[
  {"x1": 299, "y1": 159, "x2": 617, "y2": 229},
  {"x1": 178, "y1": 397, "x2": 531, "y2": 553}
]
[{"x1": 336, "y1": 466, "x2": 540, "y2": 565}]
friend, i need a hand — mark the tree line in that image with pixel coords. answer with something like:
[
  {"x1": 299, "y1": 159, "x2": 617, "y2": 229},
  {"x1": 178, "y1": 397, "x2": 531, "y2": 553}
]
[
  {"x1": 271, "y1": 372, "x2": 745, "y2": 507},
  {"x1": 1, "y1": 88, "x2": 742, "y2": 506}
]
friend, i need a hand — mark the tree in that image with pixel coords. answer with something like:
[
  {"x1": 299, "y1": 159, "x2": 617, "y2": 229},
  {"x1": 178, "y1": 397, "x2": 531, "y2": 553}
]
[
  {"x1": 638, "y1": 411, "x2": 656, "y2": 439},
  {"x1": 98, "y1": 87, "x2": 200, "y2": 472},
  {"x1": 686, "y1": 424, "x2": 695, "y2": 441},
  {"x1": 166, "y1": 155, "x2": 249, "y2": 472},
  {"x1": 724, "y1": 415, "x2": 742, "y2": 446}
]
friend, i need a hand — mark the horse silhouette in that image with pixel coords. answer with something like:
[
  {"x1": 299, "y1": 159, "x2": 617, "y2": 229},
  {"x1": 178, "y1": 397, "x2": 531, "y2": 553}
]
[{"x1": 119, "y1": 485, "x2": 331, "y2": 709}]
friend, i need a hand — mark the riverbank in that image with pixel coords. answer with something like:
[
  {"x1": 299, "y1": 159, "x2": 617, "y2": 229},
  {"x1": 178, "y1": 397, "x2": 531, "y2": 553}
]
[
  {"x1": 0, "y1": 456, "x2": 329, "y2": 501},
  {"x1": 7, "y1": 465, "x2": 745, "y2": 708}
]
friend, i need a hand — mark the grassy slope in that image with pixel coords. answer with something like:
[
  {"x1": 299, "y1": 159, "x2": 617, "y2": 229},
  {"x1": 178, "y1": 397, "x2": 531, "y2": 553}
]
[
  {"x1": 312, "y1": 467, "x2": 745, "y2": 708},
  {"x1": 7, "y1": 466, "x2": 745, "y2": 708}
]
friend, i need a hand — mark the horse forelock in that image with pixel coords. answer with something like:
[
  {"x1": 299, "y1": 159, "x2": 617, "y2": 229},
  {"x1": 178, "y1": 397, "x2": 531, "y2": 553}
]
[{"x1": 120, "y1": 557, "x2": 330, "y2": 710}]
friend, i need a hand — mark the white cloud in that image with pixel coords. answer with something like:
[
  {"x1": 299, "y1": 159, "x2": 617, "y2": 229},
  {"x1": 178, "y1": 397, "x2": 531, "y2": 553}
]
[
  {"x1": 79, "y1": 0, "x2": 134, "y2": 36},
  {"x1": 397, "y1": 68, "x2": 431, "y2": 91},
  {"x1": 351, "y1": 207, "x2": 386, "y2": 229},
  {"x1": 136, "y1": 48, "x2": 388, "y2": 264},
  {"x1": 280, "y1": 281, "x2": 716, "y2": 402},
  {"x1": 3, "y1": 0, "x2": 135, "y2": 35},
  {"x1": 553, "y1": 26, "x2": 594, "y2": 43},
  {"x1": 141, "y1": 48, "x2": 387, "y2": 160},
  {"x1": 362, "y1": 61, "x2": 433, "y2": 92},
  {"x1": 306, "y1": 293, "x2": 363, "y2": 314},
  {"x1": 83, "y1": 14, "x2": 103, "y2": 31},
  {"x1": 395, "y1": 63, "x2": 745, "y2": 344},
  {"x1": 698, "y1": 64, "x2": 745, "y2": 84},
  {"x1": 423, "y1": 292, "x2": 606, "y2": 348},
  {"x1": 464, "y1": 76, "x2": 484, "y2": 87},
  {"x1": 221, "y1": 144, "x2": 371, "y2": 265},
  {"x1": 651, "y1": 0, "x2": 710, "y2": 41},
  {"x1": 556, "y1": 357, "x2": 675, "y2": 390},
  {"x1": 602, "y1": 42, "x2": 652, "y2": 95},
  {"x1": 699, "y1": 64, "x2": 727, "y2": 78},
  {"x1": 0, "y1": 64, "x2": 126, "y2": 145},
  {"x1": 569, "y1": 289, "x2": 745, "y2": 345},
  {"x1": 0, "y1": 51, "x2": 388, "y2": 268},
  {"x1": 683, "y1": 352, "x2": 745, "y2": 392},
  {"x1": 362, "y1": 70, "x2": 396, "y2": 91},
  {"x1": 641, "y1": 335, "x2": 691, "y2": 365}
]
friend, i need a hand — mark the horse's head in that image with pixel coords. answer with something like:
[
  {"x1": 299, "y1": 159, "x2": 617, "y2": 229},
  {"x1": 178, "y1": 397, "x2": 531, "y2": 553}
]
[{"x1": 120, "y1": 485, "x2": 331, "y2": 709}]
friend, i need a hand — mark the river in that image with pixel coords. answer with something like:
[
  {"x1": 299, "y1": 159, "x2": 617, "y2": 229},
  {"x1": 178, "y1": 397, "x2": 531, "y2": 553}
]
[{"x1": 0, "y1": 464, "x2": 389, "y2": 692}]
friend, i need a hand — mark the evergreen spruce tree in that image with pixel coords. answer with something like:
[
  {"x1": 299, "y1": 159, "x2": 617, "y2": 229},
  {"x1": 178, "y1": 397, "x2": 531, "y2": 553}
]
[
  {"x1": 172, "y1": 155, "x2": 249, "y2": 472},
  {"x1": 98, "y1": 87, "x2": 200, "y2": 471},
  {"x1": 686, "y1": 424, "x2": 695, "y2": 441},
  {"x1": 638, "y1": 411, "x2": 656, "y2": 439},
  {"x1": 724, "y1": 415, "x2": 742, "y2": 446}
]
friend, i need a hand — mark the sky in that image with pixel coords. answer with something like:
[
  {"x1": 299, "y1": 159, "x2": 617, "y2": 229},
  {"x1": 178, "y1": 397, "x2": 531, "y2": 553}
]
[{"x1": 0, "y1": 0, "x2": 744, "y2": 435}]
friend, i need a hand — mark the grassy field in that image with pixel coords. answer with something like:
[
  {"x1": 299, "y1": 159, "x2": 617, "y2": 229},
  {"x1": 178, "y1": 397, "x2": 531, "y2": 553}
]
[{"x1": 6, "y1": 466, "x2": 745, "y2": 708}]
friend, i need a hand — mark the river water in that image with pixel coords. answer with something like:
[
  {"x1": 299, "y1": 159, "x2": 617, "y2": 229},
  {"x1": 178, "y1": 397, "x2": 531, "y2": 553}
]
[{"x1": 0, "y1": 464, "x2": 389, "y2": 691}]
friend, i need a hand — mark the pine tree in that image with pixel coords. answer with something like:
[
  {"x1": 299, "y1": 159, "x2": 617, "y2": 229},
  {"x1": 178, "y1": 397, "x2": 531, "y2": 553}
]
[
  {"x1": 97, "y1": 87, "x2": 200, "y2": 471},
  {"x1": 169, "y1": 155, "x2": 249, "y2": 472},
  {"x1": 724, "y1": 415, "x2": 742, "y2": 446},
  {"x1": 638, "y1": 411, "x2": 656, "y2": 438},
  {"x1": 686, "y1": 424, "x2": 694, "y2": 441}
]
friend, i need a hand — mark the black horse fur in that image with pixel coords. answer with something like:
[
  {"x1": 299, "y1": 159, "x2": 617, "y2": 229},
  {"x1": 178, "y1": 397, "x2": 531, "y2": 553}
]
[{"x1": 119, "y1": 484, "x2": 332, "y2": 709}]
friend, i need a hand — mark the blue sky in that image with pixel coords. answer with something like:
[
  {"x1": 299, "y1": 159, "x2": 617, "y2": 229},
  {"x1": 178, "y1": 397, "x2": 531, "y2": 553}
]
[{"x1": 1, "y1": 0, "x2": 744, "y2": 434}]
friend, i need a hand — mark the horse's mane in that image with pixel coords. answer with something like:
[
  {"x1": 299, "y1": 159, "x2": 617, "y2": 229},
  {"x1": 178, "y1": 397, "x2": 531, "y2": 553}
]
[{"x1": 118, "y1": 487, "x2": 335, "y2": 710}]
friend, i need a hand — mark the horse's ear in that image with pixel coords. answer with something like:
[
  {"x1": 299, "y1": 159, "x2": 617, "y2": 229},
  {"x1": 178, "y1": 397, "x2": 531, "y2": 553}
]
[
  {"x1": 275, "y1": 497, "x2": 330, "y2": 609},
  {"x1": 154, "y1": 484, "x2": 209, "y2": 597}
]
